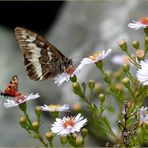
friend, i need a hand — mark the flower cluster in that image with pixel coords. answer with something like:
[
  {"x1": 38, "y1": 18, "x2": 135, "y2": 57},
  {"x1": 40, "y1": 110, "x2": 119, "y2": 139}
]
[
  {"x1": 54, "y1": 48, "x2": 112, "y2": 86},
  {"x1": 3, "y1": 16, "x2": 148, "y2": 147}
]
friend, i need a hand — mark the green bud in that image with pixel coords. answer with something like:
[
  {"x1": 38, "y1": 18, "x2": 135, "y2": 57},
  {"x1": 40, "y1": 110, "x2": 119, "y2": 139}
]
[
  {"x1": 115, "y1": 83, "x2": 123, "y2": 91},
  {"x1": 72, "y1": 82, "x2": 83, "y2": 96},
  {"x1": 123, "y1": 64, "x2": 130, "y2": 72},
  {"x1": 94, "y1": 83, "x2": 102, "y2": 93},
  {"x1": 119, "y1": 39, "x2": 128, "y2": 52},
  {"x1": 103, "y1": 73, "x2": 111, "y2": 84},
  {"x1": 81, "y1": 128, "x2": 88, "y2": 139},
  {"x1": 99, "y1": 93, "x2": 105, "y2": 102},
  {"x1": 60, "y1": 135, "x2": 67, "y2": 145},
  {"x1": 81, "y1": 82, "x2": 86, "y2": 89},
  {"x1": 132, "y1": 40, "x2": 140, "y2": 49},
  {"x1": 32, "y1": 121, "x2": 39, "y2": 131},
  {"x1": 46, "y1": 131, "x2": 54, "y2": 142},
  {"x1": 136, "y1": 49, "x2": 144, "y2": 60},
  {"x1": 88, "y1": 80, "x2": 95, "y2": 90},
  {"x1": 122, "y1": 77, "x2": 130, "y2": 87},
  {"x1": 145, "y1": 36, "x2": 148, "y2": 48},
  {"x1": 19, "y1": 116, "x2": 27, "y2": 128},
  {"x1": 75, "y1": 135, "x2": 83, "y2": 146},
  {"x1": 70, "y1": 75, "x2": 77, "y2": 82},
  {"x1": 35, "y1": 106, "x2": 42, "y2": 116},
  {"x1": 113, "y1": 70, "x2": 122, "y2": 79},
  {"x1": 144, "y1": 27, "x2": 148, "y2": 36}
]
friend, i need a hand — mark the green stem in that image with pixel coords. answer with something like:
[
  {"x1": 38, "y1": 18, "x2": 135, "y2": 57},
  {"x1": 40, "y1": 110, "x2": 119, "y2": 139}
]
[
  {"x1": 49, "y1": 140, "x2": 53, "y2": 148},
  {"x1": 35, "y1": 131, "x2": 48, "y2": 147}
]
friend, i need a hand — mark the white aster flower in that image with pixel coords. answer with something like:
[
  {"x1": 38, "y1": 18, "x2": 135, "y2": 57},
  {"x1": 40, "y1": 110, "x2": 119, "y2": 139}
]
[
  {"x1": 51, "y1": 113, "x2": 87, "y2": 135},
  {"x1": 136, "y1": 60, "x2": 148, "y2": 85},
  {"x1": 41, "y1": 104, "x2": 70, "y2": 112},
  {"x1": 3, "y1": 93, "x2": 40, "y2": 108},
  {"x1": 54, "y1": 49, "x2": 112, "y2": 86},
  {"x1": 54, "y1": 72, "x2": 71, "y2": 86},
  {"x1": 139, "y1": 106, "x2": 148, "y2": 124},
  {"x1": 128, "y1": 17, "x2": 148, "y2": 30},
  {"x1": 111, "y1": 55, "x2": 132, "y2": 66},
  {"x1": 75, "y1": 48, "x2": 112, "y2": 72}
]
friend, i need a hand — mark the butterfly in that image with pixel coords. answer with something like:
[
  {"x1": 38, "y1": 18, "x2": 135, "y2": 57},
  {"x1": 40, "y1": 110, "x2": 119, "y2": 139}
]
[
  {"x1": 15, "y1": 27, "x2": 75, "y2": 81},
  {"x1": 1, "y1": 75, "x2": 20, "y2": 97},
  {"x1": 1, "y1": 75, "x2": 26, "y2": 102}
]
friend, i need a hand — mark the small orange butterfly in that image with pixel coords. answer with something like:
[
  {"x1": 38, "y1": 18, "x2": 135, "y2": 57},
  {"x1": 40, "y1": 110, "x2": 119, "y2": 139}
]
[{"x1": 0, "y1": 75, "x2": 25, "y2": 98}]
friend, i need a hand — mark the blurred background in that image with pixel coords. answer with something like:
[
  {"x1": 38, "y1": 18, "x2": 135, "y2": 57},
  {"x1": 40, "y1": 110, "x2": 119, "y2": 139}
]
[{"x1": 0, "y1": 0, "x2": 147, "y2": 147}]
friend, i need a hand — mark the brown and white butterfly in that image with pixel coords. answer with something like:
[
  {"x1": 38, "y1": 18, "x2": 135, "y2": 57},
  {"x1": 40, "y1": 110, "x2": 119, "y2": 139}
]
[{"x1": 15, "y1": 27, "x2": 75, "y2": 81}]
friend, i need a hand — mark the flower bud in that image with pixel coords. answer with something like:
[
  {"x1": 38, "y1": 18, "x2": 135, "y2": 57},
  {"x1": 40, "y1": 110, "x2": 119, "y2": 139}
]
[
  {"x1": 70, "y1": 75, "x2": 77, "y2": 82},
  {"x1": 145, "y1": 37, "x2": 148, "y2": 47},
  {"x1": 113, "y1": 70, "x2": 122, "y2": 79},
  {"x1": 60, "y1": 135, "x2": 67, "y2": 145},
  {"x1": 19, "y1": 116, "x2": 27, "y2": 128},
  {"x1": 88, "y1": 80, "x2": 95, "y2": 90},
  {"x1": 81, "y1": 128, "x2": 88, "y2": 139},
  {"x1": 46, "y1": 131, "x2": 54, "y2": 142},
  {"x1": 72, "y1": 82, "x2": 83, "y2": 96},
  {"x1": 115, "y1": 83, "x2": 123, "y2": 91},
  {"x1": 136, "y1": 49, "x2": 144, "y2": 59},
  {"x1": 72, "y1": 103, "x2": 81, "y2": 112},
  {"x1": 94, "y1": 83, "x2": 102, "y2": 93},
  {"x1": 132, "y1": 40, "x2": 140, "y2": 49},
  {"x1": 35, "y1": 106, "x2": 42, "y2": 116},
  {"x1": 75, "y1": 135, "x2": 83, "y2": 146},
  {"x1": 123, "y1": 64, "x2": 130, "y2": 72},
  {"x1": 99, "y1": 93, "x2": 105, "y2": 102},
  {"x1": 122, "y1": 77, "x2": 130, "y2": 87},
  {"x1": 32, "y1": 121, "x2": 39, "y2": 131},
  {"x1": 144, "y1": 27, "x2": 148, "y2": 36},
  {"x1": 119, "y1": 39, "x2": 128, "y2": 52},
  {"x1": 81, "y1": 82, "x2": 86, "y2": 92}
]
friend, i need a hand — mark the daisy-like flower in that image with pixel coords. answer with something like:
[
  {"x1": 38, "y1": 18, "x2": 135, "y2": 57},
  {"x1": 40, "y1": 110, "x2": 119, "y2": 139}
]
[
  {"x1": 128, "y1": 17, "x2": 148, "y2": 30},
  {"x1": 111, "y1": 55, "x2": 132, "y2": 65},
  {"x1": 139, "y1": 106, "x2": 148, "y2": 124},
  {"x1": 54, "y1": 49, "x2": 112, "y2": 86},
  {"x1": 41, "y1": 104, "x2": 70, "y2": 112},
  {"x1": 136, "y1": 60, "x2": 148, "y2": 85},
  {"x1": 76, "y1": 48, "x2": 112, "y2": 71},
  {"x1": 51, "y1": 113, "x2": 87, "y2": 135},
  {"x1": 3, "y1": 93, "x2": 40, "y2": 108}
]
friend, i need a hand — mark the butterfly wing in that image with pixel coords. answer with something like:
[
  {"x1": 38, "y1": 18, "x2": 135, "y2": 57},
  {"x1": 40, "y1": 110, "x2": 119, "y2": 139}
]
[
  {"x1": 3, "y1": 75, "x2": 18, "y2": 97},
  {"x1": 15, "y1": 27, "x2": 72, "y2": 80}
]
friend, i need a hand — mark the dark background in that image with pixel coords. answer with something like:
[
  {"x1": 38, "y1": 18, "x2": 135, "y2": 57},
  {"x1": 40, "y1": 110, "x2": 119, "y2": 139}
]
[{"x1": 0, "y1": 1, "x2": 64, "y2": 33}]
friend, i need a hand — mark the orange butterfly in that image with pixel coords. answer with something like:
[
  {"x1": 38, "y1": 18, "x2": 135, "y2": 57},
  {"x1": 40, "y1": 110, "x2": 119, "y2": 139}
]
[{"x1": 0, "y1": 75, "x2": 25, "y2": 99}]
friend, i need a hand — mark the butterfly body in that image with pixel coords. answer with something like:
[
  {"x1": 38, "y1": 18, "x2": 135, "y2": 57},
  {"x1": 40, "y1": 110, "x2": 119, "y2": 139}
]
[{"x1": 15, "y1": 27, "x2": 75, "y2": 81}]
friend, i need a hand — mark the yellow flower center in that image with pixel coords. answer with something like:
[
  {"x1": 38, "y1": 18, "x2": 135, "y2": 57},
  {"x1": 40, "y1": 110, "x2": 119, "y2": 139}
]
[
  {"x1": 89, "y1": 51, "x2": 102, "y2": 61},
  {"x1": 48, "y1": 104, "x2": 60, "y2": 109},
  {"x1": 63, "y1": 117, "x2": 75, "y2": 128},
  {"x1": 140, "y1": 17, "x2": 148, "y2": 25}
]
